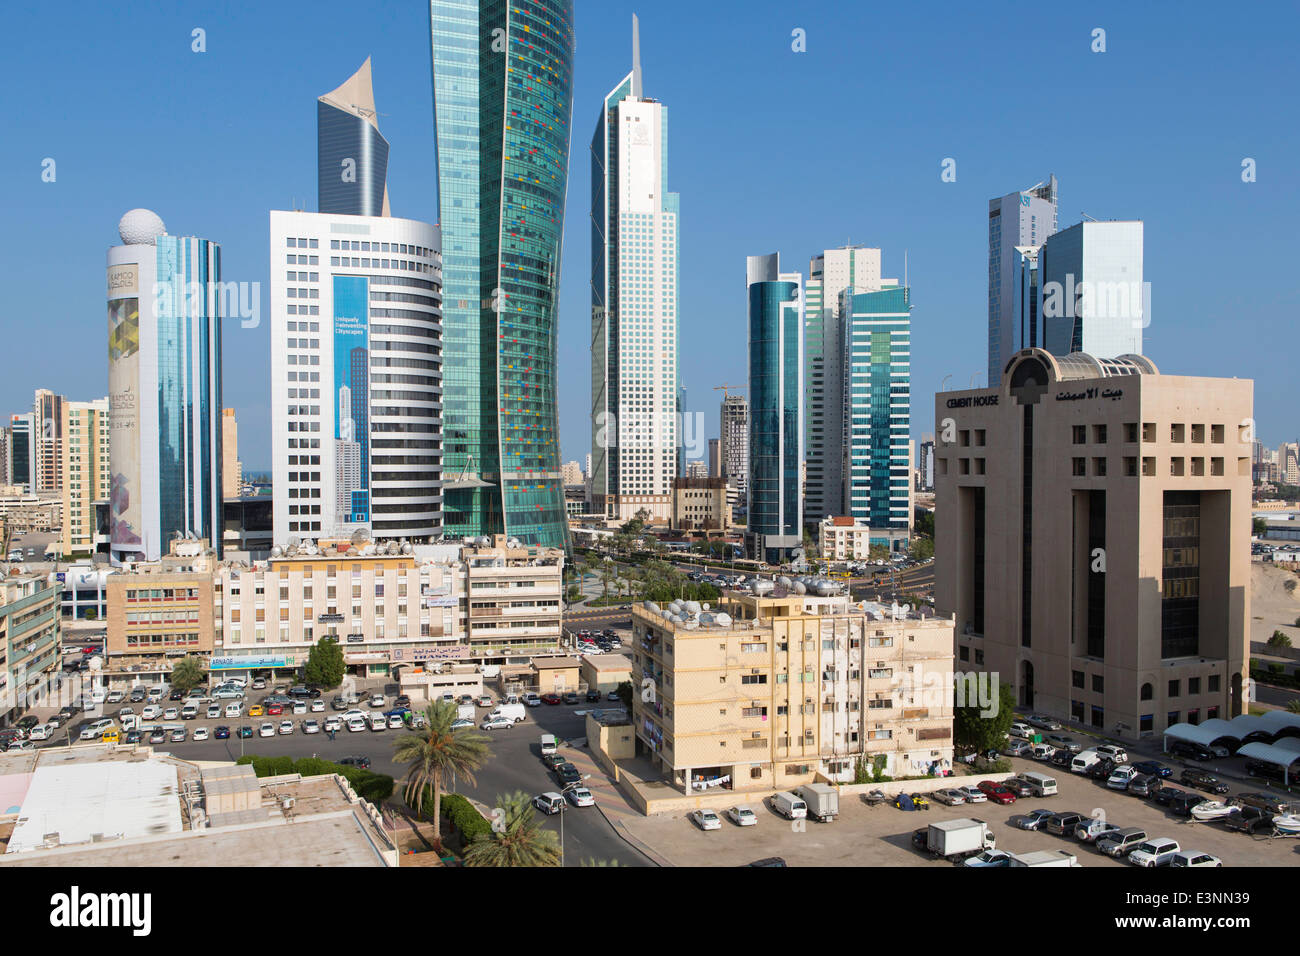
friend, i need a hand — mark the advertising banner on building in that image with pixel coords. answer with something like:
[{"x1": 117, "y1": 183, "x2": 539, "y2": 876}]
[
  {"x1": 333, "y1": 276, "x2": 370, "y2": 528},
  {"x1": 107, "y1": 264, "x2": 143, "y2": 554}
]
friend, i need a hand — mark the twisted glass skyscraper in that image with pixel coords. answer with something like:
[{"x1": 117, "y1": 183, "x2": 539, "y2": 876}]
[{"x1": 430, "y1": 0, "x2": 574, "y2": 549}]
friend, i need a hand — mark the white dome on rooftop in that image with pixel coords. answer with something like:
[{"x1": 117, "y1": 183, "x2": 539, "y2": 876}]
[{"x1": 118, "y1": 208, "x2": 166, "y2": 245}]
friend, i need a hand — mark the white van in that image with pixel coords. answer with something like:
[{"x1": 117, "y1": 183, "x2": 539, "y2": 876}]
[
  {"x1": 490, "y1": 702, "x2": 527, "y2": 724},
  {"x1": 540, "y1": 733, "x2": 558, "y2": 756},
  {"x1": 27, "y1": 722, "x2": 55, "y2": 741},
  {"x1": 1071, "y1": 749, "x2": 1103, "y2": 774},
  {"x1": 91, "y1": 686, "x2": 107, "y2": 705},
  {"x1": 772, "y1": 791, "x2": 808, "y2": 820},
  {"x1": 224, "y1": 701, "x2": 243, "y2": 718},
  {"x1": 1021, "y1": 771, "x2": 1059, "y2": 797}
]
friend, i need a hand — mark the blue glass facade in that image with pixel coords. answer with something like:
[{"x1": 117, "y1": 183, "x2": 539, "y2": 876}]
[
  {"x1": 845, "y1": 288, "x2": 910, "y2": 543},
  {"x1": 317, "y1": 99, "x2": 390, "y2": 217},
  {"x1": 747, "y1": 270, "x2": 803, "y2": 564},
  {"x1": 431, "y1": 0, "x2": 574, "y2": 550}
]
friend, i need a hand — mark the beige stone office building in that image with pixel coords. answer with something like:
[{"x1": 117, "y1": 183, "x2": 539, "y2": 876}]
[
  {"x1": 222, "y1": 408, "x2": 242, "y2": 500},
  {"x1": 631, "y1": 592, "x2": 954, "y2": 794},
  {"x1": 935, "y1": 349, "x2": 1252, "y2": 739},
  {"x1": 671, "y1": 476, "x2": 731, "y2": 533},
  {"x1": 59, "y1": 398, "x2": 110, "y2": 557}
]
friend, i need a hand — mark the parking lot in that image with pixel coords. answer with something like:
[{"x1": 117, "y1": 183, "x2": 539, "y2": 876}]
[{"x1": 618, "y1": 756, "x2": 1300, "y2": 867}]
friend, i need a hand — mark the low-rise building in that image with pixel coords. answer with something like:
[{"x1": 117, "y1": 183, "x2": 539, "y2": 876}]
[
  {"x1": 631, "y1": 591, "x2": 955, "y2": 794},
  {"x1": 581, "y1": 653, "x2": 632, "y2": 694},
  {"x1": 104, "y1": 538, "x2": 217, "y2": 688},
  {"x1": 671, "y1": 476, "x2": 731, "y2": 533},
  {"x1": 0, "y1": 575, "x2": 61, "y2": 724}
]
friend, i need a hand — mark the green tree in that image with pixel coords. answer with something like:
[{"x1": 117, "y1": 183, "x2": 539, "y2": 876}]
[
  {"x1": 909, "y1": 536, "x2": 934, "y2": 561},
  {"x1": 303, "y1": 637, "x2": 345, "y2": 688},
  {"x1": 463, "y1": 790, "x2": 561, "y2": 867},
  {"x1": 868, "y1": 544, "x2": 891, "y2": 562},
  {"x1": 1253, "y1": 517, "x2": 1269, "y2": 535},
  {"x1": 169, "y1": 656, "x2": 206, "y2": 694},
  {"x1": 1269, "y1": 631, "x2": 1293, "y2": 649},
  {"x1": 954, "y1": 681, "x2": 1016, "y2": 756},
  {"x1": 392, "y1": 700, "x2": 491, "y2": 848},
  {"x1": 616, "y1": 680, "x2": 633, "y2": 712},
  {"x1": 913, "y1": 509, "x2": 935, "y2": 539},
  {"x1": 1287, "y1": 700, "x2": 1300, "y2": 715}
]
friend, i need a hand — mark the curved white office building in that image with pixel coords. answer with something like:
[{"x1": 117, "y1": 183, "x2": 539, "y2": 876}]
[{"x1": 270, "y1": 211, "x2": 443, "y2": 542}]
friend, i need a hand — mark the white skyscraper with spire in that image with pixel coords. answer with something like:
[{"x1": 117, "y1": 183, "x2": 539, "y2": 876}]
[{"x1": 590, "y1": 15, "x2": 681, "y2": 523}]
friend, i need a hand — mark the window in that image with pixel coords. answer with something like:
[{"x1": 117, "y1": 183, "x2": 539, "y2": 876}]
[
  {"x1": 1072, "y1": 425, "x2": 1086, "y2": 444},
  {"x1": 1073, "y1": 457, "x2": 1086, "y2": 477},
  {"x1": 740, "y1": 674, "x2": 767, "y2": 685},
  {"x1": 1168, "y1": 679, "x2": 1180, "y2": 698},
  {"x1": 1072, "y1": 670, "x2": 1084, "y2": 689},
  {"x1": 1208, "y1": 675, "x2": 1220, "y2": 693},
  {"x1": 1124, "y1": 422, "x2": 1138, "y2": 443},
  {"x1": 1188, "y1": 677, "x2": 1200, "y2": 695},
  {"x1": 1141, "y1": 682, "x2": 1153, "y2": 701},
  {"x1": 1093, "y1": 424, "x2": 1107, "y2": 443},
  {"x1": 1091, "y1": 674, "x2": 1103, "y2": 693}
]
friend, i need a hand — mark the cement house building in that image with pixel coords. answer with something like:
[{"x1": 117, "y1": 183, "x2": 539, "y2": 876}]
[{"x1": 935, "y1": 348, "x2": 1252, "y2": 738}]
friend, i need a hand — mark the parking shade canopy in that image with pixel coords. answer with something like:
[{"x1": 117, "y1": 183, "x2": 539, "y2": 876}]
[
  {"x1": 1165, "y1": 711, "x2": 1300, "y2": 750},
  {"x1": 1235, "y1": 741, "x2": 1300, "y2": 783}
]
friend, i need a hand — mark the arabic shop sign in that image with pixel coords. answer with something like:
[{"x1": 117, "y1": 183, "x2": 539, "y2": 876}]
[
  {"x1": 390, "y1": 645, "x2": 469, "y2": 662},
  {"x1": 1055, "y1": 387, "x2": 1124, "y2": 402}
]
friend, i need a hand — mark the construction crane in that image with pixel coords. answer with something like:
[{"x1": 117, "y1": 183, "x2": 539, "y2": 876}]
[{"x1": 713, "y1": 384, "x2": 747, "y2": 400}]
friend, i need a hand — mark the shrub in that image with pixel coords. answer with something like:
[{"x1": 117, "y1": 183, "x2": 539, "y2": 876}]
[
  {"x1": 441, "y1": 792, "x2": 493, "y2": 844},
  {"x1": 234, "y1": 755, "x2": 394, "y2": 802},
  {"x1": 1270, "y1": 630, "x2": 1294, "y2": 648}
]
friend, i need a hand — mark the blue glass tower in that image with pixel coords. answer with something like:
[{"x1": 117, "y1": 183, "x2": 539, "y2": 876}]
[
  {"x1": 746, "y1": 254, "x2": 803, "y2": 564},
  {"x1": 430, "y1": 0, "x2": 575, "y2": 550},
  {"x1": 317, "y1": 58, "x2": 391, "y2": 217}
]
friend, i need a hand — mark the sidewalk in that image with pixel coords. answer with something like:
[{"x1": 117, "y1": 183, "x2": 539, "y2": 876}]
[{"x1": 555, "y1": 735, "x2": 670, "y2": 867}]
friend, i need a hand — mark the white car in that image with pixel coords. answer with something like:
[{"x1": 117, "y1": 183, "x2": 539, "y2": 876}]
[
  {"x1": 481, "y1": 716, "x2": 514, "y2": 731},
  {"x1": 1169, "y1": 851, "x2": 1222, "y2": 868},
  {"x1": 726, "y1": 805, "x2": 757, "y2": 826},
  {"x1": 141, "y1": 705, "x2": 163, "y2": 720},
  {"x1": 476, "y1": 695, "x2": 493, "y2": 708},
  {"x1": 387, "y1": 714, "x2": 405, "y2": 729},
  {"x1": 691, "y1": 808, "x2": 722, "y2": 831},
  {"x1": 958, "y1": 786, "x2": 987, "y2": 803},
  {"x1": 962, "y1": 849, "x2": 1016, "y2": 867},
  {"x1": 278, "y1": 720, "x2": 294, "y2": 735},
  {"x1": 933, "y1": 788, "x2": 968, "y2": 806},
  {"x1": 292, "y1": 700, "x2": 307, "y2": 715},
  {"x1": 310, "y1": 699, "x2": 325, "y2": 712},
  {"x1": 105, "y1": 690, "x2": 124, "y2": 705},
  {"x1": 346, "y1": 717, "x2": 368, "y2": 733},
  {"x1": 566, "y1": 787, "x2": 596, "y2": 808},
  {"x1": 324, "y1": 717, "x2": 342, "y2": 733},
  {"x1": 339, "y1": 709, "x2": 367, "y2": 725},
  {"x1": 1009, "y1": 721, "x2": 1035, "y2": 738},
  {"x1": 451, "y1": 718, "x2": 475, "y2": 729},
  {"x1": 1096, "y1": 744, "x2": 1128, "y2": 764},
  {"x1": 27, "y1": 722, "x2": 54, "y2": 741},
  {"x1": 1107, "y1": 766, "x2": 1139, "y2": 790},
  {"x1": 192, "y1": 727, "x2": 210, "y2": 741},
  {"x1": 206, "y1": 704, "x2": 222, "y2": 719},
  {"x1": 524, "y1": 693, "x2": 542, "y2": 707},
  {"x1": 162, "y1": 707, "x2": 179, "y2": 720},
  {"x1": 303, "y1": 719, "x2": 320, "y2": 734},
  {"x1": 259, "y1": 722, "x2": 276, "y2": 738},
  {"x1": 1128, "y1": 838, "x2": 1181, "y2": 867},
  {"x1": 368, "y1": 694, "x2": 386, "y2": 708},
  {"x1": 368, "y1": 714, "x2": 387, "y2": 732}
]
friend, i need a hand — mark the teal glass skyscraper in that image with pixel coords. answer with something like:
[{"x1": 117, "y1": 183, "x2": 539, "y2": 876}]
[
  {"x1": 429, "y1": 0, "x2": 575, "y2": 549},
  {"x1": 845, "y1": 287, "x2": 912, "y2": 547}
]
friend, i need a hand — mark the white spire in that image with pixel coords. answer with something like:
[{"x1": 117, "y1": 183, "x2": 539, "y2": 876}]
[{"x1": 631, "y1": 13, "x2": 643, "y2": 98}]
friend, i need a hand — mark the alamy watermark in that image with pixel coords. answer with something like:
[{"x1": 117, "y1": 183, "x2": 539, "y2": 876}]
[{"x1": 152, "y1": 279, "x2": 260, "y2": 329}]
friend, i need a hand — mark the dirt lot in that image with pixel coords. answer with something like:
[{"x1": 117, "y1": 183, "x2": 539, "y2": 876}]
[
  {"x1": 1251, "y1": 561, "x2": 1300, "y2": 646},
  {"x1": 621, "y1": 757, "x2": 1300, "y2": 867}
]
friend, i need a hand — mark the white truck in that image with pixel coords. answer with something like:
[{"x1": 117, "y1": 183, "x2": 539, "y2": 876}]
[
  {"x1": 794, "y1": 783, "x2": 840, "y2": 822},
  {"x1": 916, "y1": 819, "x2": 996, "y2": 861},
  {"x1": 457, "y1": 702, "x2": 476, "y2": 721},
  {"x1": 1009, "y1": 849, "x2": 1081, "y2": 868}
]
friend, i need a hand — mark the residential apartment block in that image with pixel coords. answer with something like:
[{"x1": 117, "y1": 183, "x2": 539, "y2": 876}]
[{"x1": 631, "y1": 591, "x2": 954, "y2": 794}]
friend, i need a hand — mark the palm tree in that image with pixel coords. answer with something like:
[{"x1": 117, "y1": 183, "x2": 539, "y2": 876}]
[
  {"x1": 392, "y1": 700, "x2": 491, "y2": 848},
  {"x1": 463, "y1": 790, "x2": 561, "y2": 867},
  {"x1": 1287, "y1": 699, "x2": 1300, "y2": 715}
]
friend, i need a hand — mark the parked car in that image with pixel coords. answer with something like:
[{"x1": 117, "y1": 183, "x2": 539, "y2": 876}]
[
  {"x1": 933, "y1": 788, "x2": 968, "y2": 806},
  {"x1": 555, "y1": 763, "x2": 582, "y2": 787},
  {"x1": 1025, "y1": 714, "x2": 1062, "y2": 731},
  {"x1": 303, "y1": 719, "x2": 320, "y2": 735},
  {"x1": 259, "y1": 722, "x2": 276, "y2": 737},
  {"x1": 1097, "y1": 827, "x2": 1149, "y2": 858},
  {"x1": 213, "y1": 726, "x2": 229, "y2": 739},
  {"x1": 1151, "y1": 786, "x2": 1189, "y2": 808},
  {"x1": 533, "y1": 792, "x2": 565, "y2": 816},
  {"x1": 149, "y1": 729, "x2": 167, "y2": 744},
  {"x1": 450, "y1": 718, "x2": 475, "y2": 730},
  {"x1": 566, "y1": 787, "x2": 595, "y2": 808},
  {"x1": 1086, "y1": 757, "x2": 1118, "y2": 781},
  {"x1": 339, "y1": 756, "x2": 371, "y2": 769},
  {"x1": 1233, "y1": 792, "x2": 1293, "y2": 815},
  {"x1": 1044, "y1": 811, "x2": 1087, "y2": 835},
  {"x1": 481, "y1": 716, "x2": 515, "y2": 731},
  {"x1": 368, "y1": 694, "x2": 386, "y2": 708},
  {"x1": 1167, "y1": 740, "x2": 1215, "y2": 762},
  {"x1": 169, "y1": 728, "x2": 186, "y2": 742},
  {"x1": 266, "y1": 704, "x2": 283, "y2": 717},
  {"x1": 1095, "y1": 744, "x2": 1129, "y2": 764},
  {"x1": 1219, "y1": 806, "x2": 1275, "y2": 835},
  {"x1": 1029, "y1": 743, "x2": 1055, "y2": 761},
  {"x1": 727, "y1": 805, "x2": 758, "y2": 826},
  {"x1": 1131, "y1": 760, "x2": 1172, "y2": 778},
  {"x1": 1107, "y1": 766, "x2": 1140, "y2": 791},
  {"x1": 977, "y1": 780, "x2": 1017, "y2": 805},
  {"x1": 476, "y1": 695, "x2": 494, "y2": 708},
  {"x1": 1180, "y1": 769, "x2": 1230, "y2": 794},
  {"x1": 957, "y1": 785, "x2": 987, "y2": 804},
  {"x1": 1128, "y1": 773, "x2": 1163, "y2": 798},
  {"x1": 1076, "y1": 819, "x2": 1124, "y2": 843},
  {"x1": 1128, "y1": 837, "x2": 1181, "y2": 867},
  {"x1": 562, "y1": 692, "x2": 581, "y2": 705},
  {"x1": 586, "y1": 689, "x2": 603, "y2": 702},
  {"x1": 1002, "y1": 738, "x2": 1032, "y2": 757},
  {"x1": 1045, "y1": 734, "x2": 1081, "y2": 753},
  {"x1": 237, "y1": 726, "x2": 254, "y2": 738},
  {"x1": 1050, "y1": 750, "x2": 1075, "y2": 769},
  {"x1": 524, "y1": 693, "x2": 542, "y2": 707},
  {"x1": 691, "y1": 808, "x2": 722, "y2": 831},
  {"x1": 1169, "y1": 790, "x2": 1211, "y2": 817},
  {"x1": 1001, "y1": 777, "x2": 1034, "y2": 798},
  {"x1": 1169, "y1": 851, "x2": 1222, "y2": 868},
  {"x1": 540, "y1": 693, "x2": 562, "y2": 705}
]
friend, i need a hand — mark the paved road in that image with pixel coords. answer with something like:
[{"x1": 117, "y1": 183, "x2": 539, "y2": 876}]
[{"x1": 39, "y1": 698, "x2": 649, "y2": 868}]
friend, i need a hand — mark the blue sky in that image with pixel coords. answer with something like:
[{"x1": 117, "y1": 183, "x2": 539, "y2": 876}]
[{"x1": 2, "y1": 0, "x2": 1297, "y2": 473}]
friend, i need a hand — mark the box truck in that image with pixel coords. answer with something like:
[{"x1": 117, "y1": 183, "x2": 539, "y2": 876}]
[
  {"x1": 1009, "y1": 849, "x2": 1081, "y2": 867},
  {"x1": 794, "y1": 783, "x2": 840, "y2": 822},
  {"x1": 918, "y1": 819, "x2": 996, "y2": 861}
]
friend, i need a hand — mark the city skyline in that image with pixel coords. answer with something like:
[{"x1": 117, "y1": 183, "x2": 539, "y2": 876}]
[{"x1": 3, "y1": 1, "x2": 1298, "y2": 473}]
